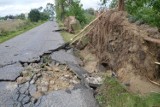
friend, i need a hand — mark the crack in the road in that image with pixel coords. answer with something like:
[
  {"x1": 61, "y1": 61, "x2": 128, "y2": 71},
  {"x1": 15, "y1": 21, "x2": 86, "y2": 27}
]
[
  {"x1": 0, "y1": 62, "x2": 17, "y2": 68},
  {"x1": 0, "y1": 43, "x2": 101, "y2": 106}
]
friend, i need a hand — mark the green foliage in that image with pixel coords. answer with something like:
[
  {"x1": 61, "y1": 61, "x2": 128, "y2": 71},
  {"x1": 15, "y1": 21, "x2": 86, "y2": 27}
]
[
  {"x1": 108, "y1": 0, "x2": 160, "y2": 28},
  {"x1": 16, "y1": 13, "x2": 25, "y2": 20},
  {"x1": 66, "y1": 1, "x2": 86, "y2": 24},
  {"x1": 109, "y1": 0, "x2": 118, "y2": 8},
  {"x1": 55, "y1": 0, "x2": 87, "y2": 25},
  {"x1": 84, "y1": 8, "x2": 96, "y2": 25},
  {"x1": 126, "y1": 0, "x2": 160, "y2": 28},
  {"x1": 100, "y1": 0, "x2": 109, "y2": 5},
  {"x1": 84, "y1": 12, "x2": 95, "y2": 25},
  {"x1": 0, "y1": 20, "x2": 45, "y2": 43},
  {"x1": 44, "y1": 3, "x2": 55, "y2": 18},
  {"x1": 40, "y1": 12, "x2": 49, "y2": 21},
  {"x1": 29, "y1": 9, "x2": 41, "y2": 22},
  {"x1": 55, "y1": 0, "x2": 66, "y2": 21},
  {"x1": 85, "y1": 8, "x2": 95, "y2": 15}
]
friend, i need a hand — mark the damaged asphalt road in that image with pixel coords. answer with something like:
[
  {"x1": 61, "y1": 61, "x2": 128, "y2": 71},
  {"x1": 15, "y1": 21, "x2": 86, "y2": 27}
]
[{"x1": 0, "y1": 21, "x2": 99, "y2": 107}]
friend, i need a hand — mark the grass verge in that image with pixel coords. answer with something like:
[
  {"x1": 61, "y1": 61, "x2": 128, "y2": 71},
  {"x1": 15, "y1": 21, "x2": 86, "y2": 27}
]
[
  {"x1": 96, "y1": 77, "x2": 160, "y2": 107},
  {"x1": 0, "y1": 21, "x2": 46, "y2": 43},
  {"x1": 60, "y1": 31, "x2": 75, "y2": 42}
]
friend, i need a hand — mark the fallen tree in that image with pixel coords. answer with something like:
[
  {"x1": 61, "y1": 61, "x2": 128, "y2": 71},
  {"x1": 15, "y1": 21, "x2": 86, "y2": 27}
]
[{"x1": 71, "y1": 10, "x2": 160, "y2": 83}]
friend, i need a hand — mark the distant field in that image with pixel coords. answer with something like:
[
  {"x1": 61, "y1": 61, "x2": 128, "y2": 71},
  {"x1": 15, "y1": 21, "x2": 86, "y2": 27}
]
[
  {"x1": 0, "y1": 20, "x2": 46, "y2": 43},
  {"x1": 0, "y1": 19, "x2": 26, "y2": 33}
]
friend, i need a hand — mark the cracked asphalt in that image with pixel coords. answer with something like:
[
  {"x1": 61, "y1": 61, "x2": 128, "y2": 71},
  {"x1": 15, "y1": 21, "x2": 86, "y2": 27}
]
[
  {"x1": 0, "y1": 21, "x2": 64, "y2": 66},
  {"x1": 0, "y1": 21, "x2": 98, "y2": 107}
]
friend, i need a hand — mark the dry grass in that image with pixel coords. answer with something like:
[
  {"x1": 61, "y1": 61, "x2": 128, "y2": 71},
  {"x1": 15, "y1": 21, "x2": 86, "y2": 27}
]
[{"x1": 0, "y1": 19, "x2": 25, "y2": 32}]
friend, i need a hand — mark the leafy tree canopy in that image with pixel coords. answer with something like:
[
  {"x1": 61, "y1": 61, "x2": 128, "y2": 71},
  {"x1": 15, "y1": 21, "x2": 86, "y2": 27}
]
[{"x1": 28, "y1": 9, "x2": 40, "y2": 22}]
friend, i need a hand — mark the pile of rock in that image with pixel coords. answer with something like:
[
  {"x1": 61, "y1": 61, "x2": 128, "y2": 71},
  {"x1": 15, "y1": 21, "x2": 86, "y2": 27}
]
[{"x1": 16, "y1": 62, "x2": 80, "y2": 100}]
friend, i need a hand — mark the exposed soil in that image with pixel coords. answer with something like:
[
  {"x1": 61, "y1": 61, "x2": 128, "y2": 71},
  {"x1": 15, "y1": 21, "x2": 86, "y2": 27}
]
[
  {"x1": 75, "y1": 19, "x2": 160, "y2": 94},
  {"x1": 78, "y1": 46, "x2": 160, "y2": 94}
]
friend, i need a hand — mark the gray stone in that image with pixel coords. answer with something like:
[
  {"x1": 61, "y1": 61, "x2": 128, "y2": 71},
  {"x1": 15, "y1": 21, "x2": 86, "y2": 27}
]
[
  {"x1": 67, "y1": 62, "x2": 90, "y2": 79},
  {"x1": 51, "y1": 50, "x2": 79, "y2": 65},
  {"x1": 37, "y1": 86, "x2": 99, "y2": 107},
  {"x1": 0, "y1": 63, "x2": 23, "y2": 81}
]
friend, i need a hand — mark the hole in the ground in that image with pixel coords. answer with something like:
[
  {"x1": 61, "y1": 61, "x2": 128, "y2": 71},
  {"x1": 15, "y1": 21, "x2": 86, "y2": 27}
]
[
  {"x1": 97, "y1": 62, "x2": 110, "y2": 72},
  {"x1": 101, "y1": 62, "x2": 109, "y2": 68}
]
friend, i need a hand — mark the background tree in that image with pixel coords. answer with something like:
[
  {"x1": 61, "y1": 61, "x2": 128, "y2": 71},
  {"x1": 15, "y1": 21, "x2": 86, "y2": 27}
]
[
  {"x1": 38, "y1": 6, "x2": 43, "y2": 12},
  {"x1": 85, "y1": 8, "x2": 95, "y2": 15},
  {"x1": 100, "y1": 0, "x2": 124, "y2": 11},
  {"x1": 55, "y1": 0, "x2": 87, "y2": 24},
  {"x1": 126, "y1": 0, "x2": 160, "y2": 28},
  {"x1": 66, "y1": 0, "x2": 86, "y2": 24},
  {"x1": 40, "y1": 12, "x2": 49, "y2": 21},
  {"x1": 44, "y1": 3, "x2": 55, "y2": 19},
  {"x1": 109, "y1": 0, "x2": 118, "y2": 8},
  {"x1": 28, "y1": 9, "x2": 40, "y2": 22},
  {"x1": 55, "y1": 0, "x2": 67, "y2": 21},
  {"x1": 16, "y1": 13, "x2": 25, "y2": 20}
]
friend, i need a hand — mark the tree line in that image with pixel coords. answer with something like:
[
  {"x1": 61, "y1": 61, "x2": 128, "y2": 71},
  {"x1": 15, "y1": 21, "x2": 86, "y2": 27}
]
[
  {"x1": 29, "y1": 3, "x2": 54, "y2": 22},
  {"x1": 0, "y1": 3, "x2": 54, "y2": 22},
  {"x1": 0, "y1": 14, "x2": 26, "y2": 20}
]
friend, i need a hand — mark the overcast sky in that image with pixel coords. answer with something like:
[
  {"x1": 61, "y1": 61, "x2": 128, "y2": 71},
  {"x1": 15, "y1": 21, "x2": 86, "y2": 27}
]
[{"x1": 0, "y1": 0, "x2": 101, "y2": 17}]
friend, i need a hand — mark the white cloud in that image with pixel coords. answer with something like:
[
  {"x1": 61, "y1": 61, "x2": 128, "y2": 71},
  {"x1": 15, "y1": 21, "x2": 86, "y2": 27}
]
[
  {"x1": 0, "y1": 0, "x2": 54, "y2": 16},
  {"x1": 0, "y1": 0, "x2": 107, "y2": 16}
]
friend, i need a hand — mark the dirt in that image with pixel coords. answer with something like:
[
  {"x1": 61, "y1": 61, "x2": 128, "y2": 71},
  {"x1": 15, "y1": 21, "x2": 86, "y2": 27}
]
[
  {"x1": 74, "y1": 8, "x2": 160, "y2": 93},
  {"x1": 78, "y1": 46, "x2": 160, "y2": 94},
  {"x1": 117, "y1": 65, "x2": 160, "y2": 94}
]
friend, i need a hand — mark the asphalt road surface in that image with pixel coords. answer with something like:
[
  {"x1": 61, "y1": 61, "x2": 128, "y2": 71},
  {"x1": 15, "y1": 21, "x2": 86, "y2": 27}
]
[
  {"x1": 0, "y1": 21, "x2": 98, "y2": 107},
  {"x1": 0, "y1": 21, "x2": 64, "y2": 66}
]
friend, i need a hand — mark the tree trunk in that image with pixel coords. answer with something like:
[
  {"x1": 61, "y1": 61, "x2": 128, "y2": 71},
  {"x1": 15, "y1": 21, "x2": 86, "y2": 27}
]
[
  {"x1": 118, "y1": 0, "x2": 125, "y2": 11},
  {"x1": 61, "y1": 4, "x2": 65, "y2": 21}
]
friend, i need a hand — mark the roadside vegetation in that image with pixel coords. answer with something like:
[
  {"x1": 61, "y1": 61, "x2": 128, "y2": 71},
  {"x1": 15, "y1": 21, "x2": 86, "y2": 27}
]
[
  {"x1": 55, "y1": 0, "x2": 160, "y2": 107},
  {"x1": 96, "y1": 77, "x2": 160, "y2": 107},
  {"x1": 96, "y1": 0, "x2": 160, "y2": 106},
  {"x1": 0, "y1": 20, "x2": 45, "y2": 43},
  {"x1": 0, "y1": 3, "x2": 54, "y2": 43},
  {"x1": 55, "y1": 0, "x2": 95, "y2": 42}
]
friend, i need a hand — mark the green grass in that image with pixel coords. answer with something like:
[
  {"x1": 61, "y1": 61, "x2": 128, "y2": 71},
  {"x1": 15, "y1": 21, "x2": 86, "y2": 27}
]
[
  {"x1": 61, "y1": 31, "x2": 75, "y2": 42},
  {"x1": 96, "y1": 77, "x2": 160, "y2": 107},
  {"x1": 0, "y1": 21, "x2": 46, "y2": 43}
]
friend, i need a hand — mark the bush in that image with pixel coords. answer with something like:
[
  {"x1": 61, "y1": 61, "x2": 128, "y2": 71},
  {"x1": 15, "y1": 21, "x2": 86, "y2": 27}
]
[{"x1": 0, "y1": 28, "x2": 8, "y2": 36}]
